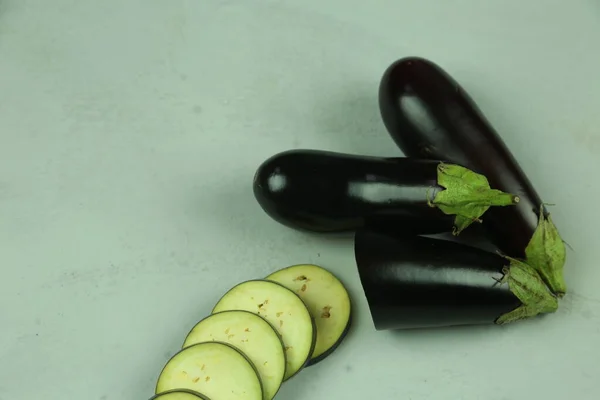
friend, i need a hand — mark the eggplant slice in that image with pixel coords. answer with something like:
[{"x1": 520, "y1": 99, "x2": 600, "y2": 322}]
[
  {"x1": 266, "y1": 264, "x2": 352, "y2": 366},
  {"x1": 155, "y1": 342, "x2": 263, "y2": 400},
  {"x1": 149, "y1": 389, "x2": 211, "y2": 400},
  {"x1": 182, "y1": 310, "x2": 286, "y2": 400},
  {"x1": 211, "y1": 280, "x2": 316, "y2": 381},
  {"x1": 354, "y1": 228, "x2": 522, "y2": 330}
]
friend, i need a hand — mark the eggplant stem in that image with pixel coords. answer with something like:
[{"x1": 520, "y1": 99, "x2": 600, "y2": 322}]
[
  {"x1": 495, "y1": 257, "x2": 559, "y2": 325},
  {"x1": 523, "y1": 204, "x2": 567, "y2": 297},
  {"x1": 430, "y1": 163, "x2": 520, "y2": 235}
]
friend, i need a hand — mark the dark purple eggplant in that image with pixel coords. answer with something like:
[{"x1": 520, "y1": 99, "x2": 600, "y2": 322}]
[
  {"x1": 354, "y1": 228, "x2": 558, "y2": 330},
  {"x1": 378, "y1": 56, "x2": 566, "y2": 296},
  {"x1": 253, "y1": 149, "x2": 518, "y2": 236}
]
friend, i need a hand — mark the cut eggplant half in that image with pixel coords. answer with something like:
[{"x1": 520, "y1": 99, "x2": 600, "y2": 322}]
[
  {"x1": 212, "y1": 279, "x2": 316, "y2": 381},
  {"x1": 266, "y1": 264, "x2": 352, "y2": 366},
  {"x1": 149, "y1": 389, "x2": 210, "y2": 400},
  {"x1": 155, "y1": 342, "x2": 263, "y2": 400},
  {"x1": 182, "y1": 310, "x2": 286, "y2": 400},
  {"x1": 354, "y1": 227, "x2": 558, "y2": 329}
]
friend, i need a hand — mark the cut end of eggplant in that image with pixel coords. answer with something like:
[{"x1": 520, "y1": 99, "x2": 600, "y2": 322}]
[
  {"x1": 182, "y1": 310, "x2": 286, "y2": 400},
  {"x1": 354, "y1": 227, "x2": 522, "y2": 330},
  {"x1": 149, "y1": 389, "x2": 211, "y2": 400},
  {"x1": 266, "y1": 264, "x2": 352, "y2": 366},
  {"x1": 155, "y1": 342, "x2": 263, "y2": 400},
  {"x1": 211, "y1": 279, "x2": 316, "y2": 381}
]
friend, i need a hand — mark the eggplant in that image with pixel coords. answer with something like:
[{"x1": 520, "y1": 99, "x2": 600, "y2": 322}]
[
  {"x1": 354, "y1": 228, "x2": 558, "y2": 330},
  {"x1": 253, "y1": 149, "x2": 518, "y2": 236},
  {"x1": 378, "y1": 56, "x2": 566, "y2": 296}
]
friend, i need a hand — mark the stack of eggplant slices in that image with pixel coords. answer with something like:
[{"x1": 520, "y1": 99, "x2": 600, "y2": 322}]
[
  {"x1": 151, "y1": 262, "x2": 351, "y2": 400},
  {"x1": 150, "y1": 57, "x2": 567, "y2": 400}
]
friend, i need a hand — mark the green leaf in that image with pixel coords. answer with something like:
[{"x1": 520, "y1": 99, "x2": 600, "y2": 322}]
[
  {"x1": 495, "y1": 257, "x2": 559, "y2": 325},
  {"x1": 524, "y1": 205, "x2": 567, "y2": 297},
  {"x1": 429, "y1": 163, "x2": 520, "y2": 235}
]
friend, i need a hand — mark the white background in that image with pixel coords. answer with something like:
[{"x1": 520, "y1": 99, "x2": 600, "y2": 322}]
[{"x1": 1, "y1": 1, "x2": 599, "y2": 399}]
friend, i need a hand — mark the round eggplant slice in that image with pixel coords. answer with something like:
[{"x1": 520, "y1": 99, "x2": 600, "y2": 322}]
[
  {"x1": 182, "y1": 310, "x2": 286, "y2": 400},
  {"x1": 266, "y1": 264, "x2": 352, "y2": 366},
  {"x1": 355, "y1": 228, "x2": 522, "y2": 330},
  {"x1": 155, "y1": 342, "x2": 263, "y2": 400},
  {"x1": 149, "y1": 389, "x2": 210, "y2": 400},
  {"x1": 212, "y1": 280, "x2": 316, "y2": 381}
]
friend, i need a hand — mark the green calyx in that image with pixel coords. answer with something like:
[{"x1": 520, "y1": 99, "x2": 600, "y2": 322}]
[
  {"x1": 524, "y1": 205, "x2": 567, "y2": 297},
  {"x1": 428, "y1": 163, "x2": 520, "y2": 235},
  {"x1": 495, "y1": 257, "x2": 559, "y2": 325},
  {"x1": 493, "y1": 205, "x2": 567, "y2": 325}
]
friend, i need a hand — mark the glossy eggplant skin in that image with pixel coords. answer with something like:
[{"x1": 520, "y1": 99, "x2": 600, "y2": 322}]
[
  {"x1": 253, "y1": 149, "x2": 455, "y2": 235},
  {"x1": 355, "y1": 228, "x2": 521, "y2": 330},
  {"x1": 378, "y1": 56, "x2": 544, "y2": 258}
]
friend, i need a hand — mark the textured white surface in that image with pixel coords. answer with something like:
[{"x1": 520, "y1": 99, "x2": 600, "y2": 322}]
[{"x1": 1, "y1": 1, "x2": 600, "y2": 399}]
